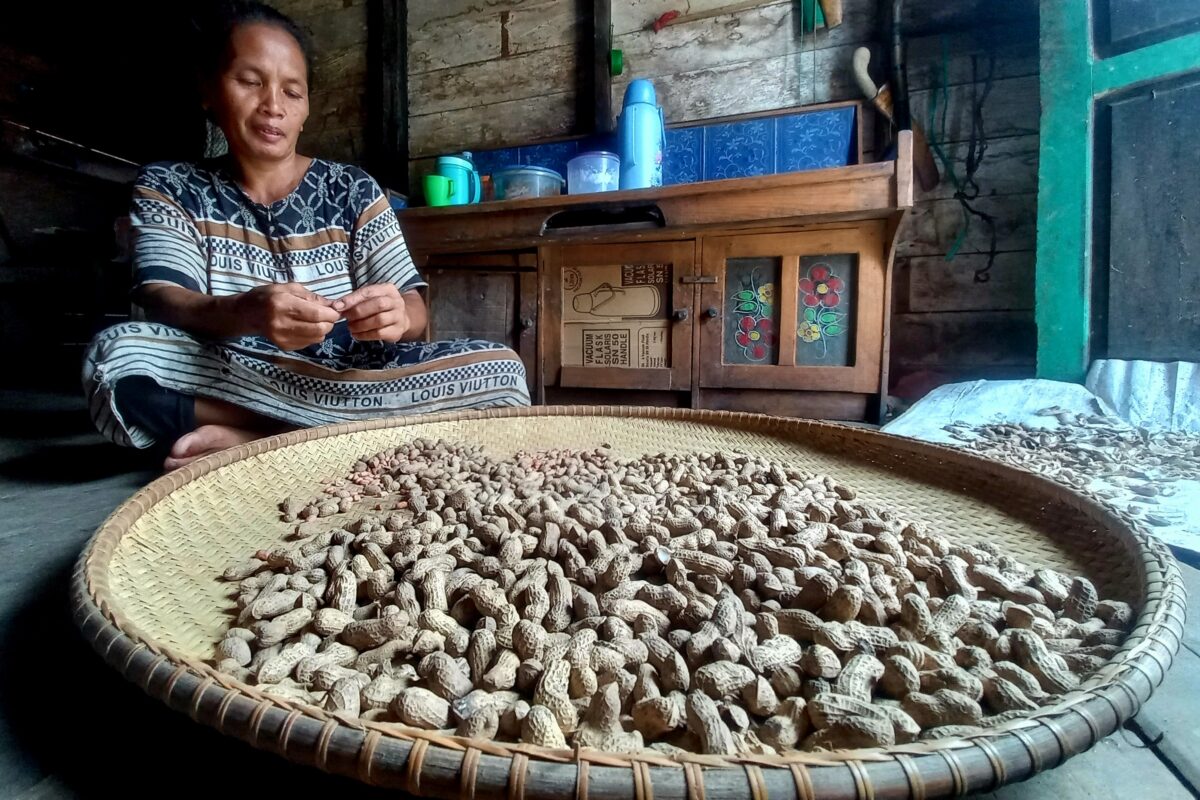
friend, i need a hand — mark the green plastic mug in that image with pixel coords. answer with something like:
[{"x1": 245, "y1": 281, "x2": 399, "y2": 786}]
[{"x1": 423, "y1": 174, "x2": 454, "y2": 207}]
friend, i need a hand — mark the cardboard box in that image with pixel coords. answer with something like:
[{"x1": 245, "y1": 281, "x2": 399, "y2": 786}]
[{"x1": 562, "y1": 263, "x2": 671, "y2": 368}]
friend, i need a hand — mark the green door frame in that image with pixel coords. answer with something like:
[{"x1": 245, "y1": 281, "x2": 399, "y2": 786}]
[{"x1": 1036, "y1": 1, "x2": 1200, "y2": 382}]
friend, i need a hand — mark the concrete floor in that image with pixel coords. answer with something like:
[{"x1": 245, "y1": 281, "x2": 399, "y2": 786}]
[
  {"x1": 0, "y1": 390, "x2": 1195, "y2": 799},
  {"x1": 0, "y1": 391, "x2": 398, "y2": 798}
]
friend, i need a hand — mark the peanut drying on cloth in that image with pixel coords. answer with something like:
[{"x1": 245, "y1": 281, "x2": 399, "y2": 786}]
[{"x1": 944, "y1": 406, "x2": 1200, "y2": 528}]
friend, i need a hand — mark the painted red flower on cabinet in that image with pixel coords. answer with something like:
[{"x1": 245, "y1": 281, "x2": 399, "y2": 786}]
[
  {"x1": 728, "y1": 272, "x2": 777, "y2": 362},
  {"x1": 796, "y1": 261, "x2": 848, "y2": 359},
  {"x1": 798, "y1": 263, "x2": 845, "y2": 308},
  {"x1": 735, "y1": 315, "x2": 775, "y2": 361}
]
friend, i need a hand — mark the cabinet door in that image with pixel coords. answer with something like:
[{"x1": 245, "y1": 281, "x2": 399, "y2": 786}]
[
  {"x1": 699, "y1": 226, "x2": 885, "y2": 393},
  {"x1": 543, "y1": 241, "x2": 695, "y2": 391},
  {"x1": 425, "y1": 252, "x2": 538, "y2": 395}
]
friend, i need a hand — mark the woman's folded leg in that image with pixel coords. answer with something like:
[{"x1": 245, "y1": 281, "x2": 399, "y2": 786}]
[
  {"x1": 110, "y1": 375, "x2": 294, "y2": 469},
  {"x1": 85, "y1": 322, "x2": 530, "y2": 467},
  {"x1": 83, "y1": 321, "x2": 299, "y2": 464}
]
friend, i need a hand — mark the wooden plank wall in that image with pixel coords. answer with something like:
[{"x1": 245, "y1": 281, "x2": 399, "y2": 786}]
[
  {"x1": 610, "y1": 0, "x2": 879, "y2": 147},
  {"x1": 395, "y1": 0, "x2": 1042, "y2": 397},
  {"x1": 274, "y1": 0, "x2": 370, "y2": 165},
  {"x1": 405, "y1": 1, "x2": 882, "y2": 161},
  {"x1": 892, "y1": 26, "x2": 1040, "y2": 391},
  {"x1": 407, "y1": 1, "x2": 588, "y2": 161},
  {"x1": 400, "y1": 2, "x2": 1041, "y2": 394}
]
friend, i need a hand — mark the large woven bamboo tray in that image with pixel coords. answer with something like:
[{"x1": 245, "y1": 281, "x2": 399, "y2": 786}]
[{"x1": 72, "y1": 407, "x2": 1187, "y2": 799}]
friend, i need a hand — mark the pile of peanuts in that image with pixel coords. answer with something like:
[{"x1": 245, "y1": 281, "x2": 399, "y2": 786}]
[{"x1": 212, "y1": 438, "x2": 1133, "y2": 754}]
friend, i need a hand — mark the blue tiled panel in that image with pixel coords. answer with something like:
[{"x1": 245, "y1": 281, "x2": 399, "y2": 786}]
[
  {"x1": 577, "y1": 133, "x2": 618, "y2": 153},
  {"x1": 703, "y1": 118, "x2": 776, "y2": 180},
  {"x1": 467, "y1": 142, "x2": 581, "y2": 179},
  {"x1": 450, "y1": 105, "x2": 857, "y2": 188},
  {"x1": 470, "y1": 148, "x2": 519, "y2": 178},
  {"x1": 776, "y1": 106, "x2": 856, "y2": 172},
  {"x1": 516, "y1": 141, "x2": 578, "y2": 177},
  {"x1": 663, "y1": 127, "x2": 702, "y2": 185}
]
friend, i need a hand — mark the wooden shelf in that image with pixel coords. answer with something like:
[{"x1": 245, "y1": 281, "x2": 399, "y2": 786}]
[
  {"x1": 400, "y1": 133, "x2": 913, "y2": 422},
  {"x1": 397, "y1": 138, "x2": 912, "y2": 257}
]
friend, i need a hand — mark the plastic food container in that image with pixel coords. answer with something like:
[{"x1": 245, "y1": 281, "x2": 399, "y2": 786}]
[
  {"x1": 493, "y1": 166, "x2": 564, "y2": 200},
  {"x1": 567, "y1": 151, "x2": 621, "y2": 194}
]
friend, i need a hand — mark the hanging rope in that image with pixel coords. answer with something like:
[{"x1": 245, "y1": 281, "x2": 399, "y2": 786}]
[{"x1": 926, "y1": 37, "x2": 998, "y2": 283}]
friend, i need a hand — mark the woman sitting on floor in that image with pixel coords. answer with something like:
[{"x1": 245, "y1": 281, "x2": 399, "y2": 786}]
[{"x1": 84, "y1": 1, "x2": 529, "y2": 470}]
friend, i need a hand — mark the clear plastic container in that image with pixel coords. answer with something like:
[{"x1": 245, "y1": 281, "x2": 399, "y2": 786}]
[
  {"x1": 493, "y1": 166, "x2": 564, "y2": 200},
  {"x1": 567, "y1": 151, "x2": 621, "y2": 194}
]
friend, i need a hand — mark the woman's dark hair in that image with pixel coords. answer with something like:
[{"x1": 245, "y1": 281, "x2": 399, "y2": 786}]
[{"x1": 193, "y1": 1, "x2": 315, "y2": 87}]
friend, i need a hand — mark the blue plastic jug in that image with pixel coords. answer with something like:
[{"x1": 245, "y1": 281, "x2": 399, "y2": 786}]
[
  {"x1": 617, "y1": 79, "x2": 665, "y2": 190},
  {"x1": 435, "y1": 154, "x2": 481, "y2": 204}
]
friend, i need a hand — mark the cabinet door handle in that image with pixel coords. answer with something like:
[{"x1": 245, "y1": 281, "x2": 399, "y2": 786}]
[
  {"x1": 705, "y1": 306, "x2": 720, "y2": 319},
  {"x1": 519, "y1": 316, "x2": 535, "y2": 331},
  {"x1": 672, "y1": 307, "x2": 690, "y2": 321}
]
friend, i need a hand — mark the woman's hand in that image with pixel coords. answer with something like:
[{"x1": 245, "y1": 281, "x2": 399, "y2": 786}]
[
  {"x1": 334, "y1": 284, "x2": 418, "y2": 342},
  {"x1": 238, "y1": 283, "x2": 340, "y2": 350}
]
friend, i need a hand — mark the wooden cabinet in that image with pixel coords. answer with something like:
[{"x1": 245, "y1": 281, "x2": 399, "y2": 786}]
[
  {"x1": 529, "y1": 225, "x2": 891, "y2": 419},
  {"x1": 400, "y1": 134, "x2": 912, "y2": 421},
  {"x1": 423, "y1": 251, "x2": 539, "y2": 396},
  {"x1": 698, "y1": 225, "x2": 887, "y2": 394},
  {"x1": 542, "y1": 241, "x2": 695, "y2": 393}
]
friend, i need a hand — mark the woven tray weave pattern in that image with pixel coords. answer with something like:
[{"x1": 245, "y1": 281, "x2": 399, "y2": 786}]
[{"x1": 72, "y1": 407, "x2": 1187, "y2": 799}]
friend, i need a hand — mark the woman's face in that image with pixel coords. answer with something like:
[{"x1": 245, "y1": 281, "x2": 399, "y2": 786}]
[{"x1": 208, "y1": 22, "x2": 309, "y2": 163}]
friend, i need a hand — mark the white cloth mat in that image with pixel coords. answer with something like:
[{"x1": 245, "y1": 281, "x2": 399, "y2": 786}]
[{"x1": 882, "y1": 379, "x2": 1200, "y2": 556}]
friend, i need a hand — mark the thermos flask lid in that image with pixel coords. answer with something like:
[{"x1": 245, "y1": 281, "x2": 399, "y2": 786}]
[{"x1": 622, "y1": 78, "x2": 657, "y2": 107}]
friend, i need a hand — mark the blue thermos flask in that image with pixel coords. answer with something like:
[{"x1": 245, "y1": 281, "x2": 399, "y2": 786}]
[{"x1": 617, "y1": 79, "x2": 665, "y2": 190}]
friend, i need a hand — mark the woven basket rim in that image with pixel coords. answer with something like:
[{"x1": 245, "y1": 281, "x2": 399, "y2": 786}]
[{"x1": 72, "y1": 406, "x2": 1188, "y2": 798}]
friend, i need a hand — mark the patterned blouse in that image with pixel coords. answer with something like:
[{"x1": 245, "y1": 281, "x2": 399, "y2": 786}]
[{"x1": 129, "y1": 157, "x2": 425, "y2": 300}]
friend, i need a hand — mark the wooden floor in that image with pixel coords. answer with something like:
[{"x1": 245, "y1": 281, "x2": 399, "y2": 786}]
[{"x1": 0, "y1": 390, "x2": 1195, "y2": 799}]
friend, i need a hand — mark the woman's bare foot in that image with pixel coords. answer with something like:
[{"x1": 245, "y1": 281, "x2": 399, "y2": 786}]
[{"x1": 164, "y1": 424, "x2": 262, "y2": 471}]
